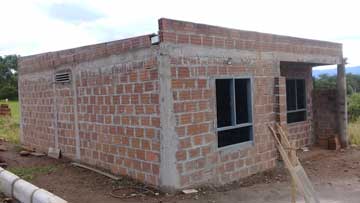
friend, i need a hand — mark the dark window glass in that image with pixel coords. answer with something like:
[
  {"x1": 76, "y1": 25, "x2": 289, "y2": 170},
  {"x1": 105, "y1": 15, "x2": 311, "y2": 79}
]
[
  {"x1": 218, "y1": 126, "x2": 252, "y2": 148},
  {"x1": 296, "y1": 80, "x2": 306, "y2": 109},
  {"x1": 216, "y1": 78, "x2": 253, "y2": 148},
  {"x1": 216, "y1": 79, "x2": 233, "y2": 127},
  {"x1": 286, "y1": 80, "x2": 296, "y2": 111},
  {"x1": 287, "y1": 111, "x2": 307, "y2": 123},
  {"x1": 286, "y1": 79, "x2": 306, "y2": 123},
  {"x1": 235, "y1": 79, "x2": 250, "y2": 124}
]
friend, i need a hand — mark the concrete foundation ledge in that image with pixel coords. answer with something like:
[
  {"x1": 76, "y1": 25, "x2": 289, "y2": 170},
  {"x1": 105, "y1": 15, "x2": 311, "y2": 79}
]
[{"x1": 0, "y1": 167, "x2": 67, "y2": 203}]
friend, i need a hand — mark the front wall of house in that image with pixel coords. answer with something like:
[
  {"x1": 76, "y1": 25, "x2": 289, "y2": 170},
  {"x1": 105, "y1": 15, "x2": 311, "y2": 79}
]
[
  {"x1": 158, "y1": 18, "x2": 342, "y2": 188},
  {"x1": 166, "y1": 45, "x2": 278, "y2": 187}
]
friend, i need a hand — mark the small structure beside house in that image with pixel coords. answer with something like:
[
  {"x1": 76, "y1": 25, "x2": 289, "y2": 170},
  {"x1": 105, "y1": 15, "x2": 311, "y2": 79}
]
[
  {"x1": 18, "y1": 18, "x2": 347, "y2": 190},
  {"x1": 0, "y1": 104, "x2": 11, "y2": 117}
]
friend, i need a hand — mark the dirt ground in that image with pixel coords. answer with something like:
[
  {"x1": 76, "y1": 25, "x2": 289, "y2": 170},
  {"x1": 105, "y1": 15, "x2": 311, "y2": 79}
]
[{"x1": 1, "y1": 143, "x2": 360, "y2": 203}]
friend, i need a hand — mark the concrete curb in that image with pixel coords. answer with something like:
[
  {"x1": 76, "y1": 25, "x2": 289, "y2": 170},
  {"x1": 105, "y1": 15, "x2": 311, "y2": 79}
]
[{"x1": 0, "y1": 167, "x2": 67, "y2": 203}]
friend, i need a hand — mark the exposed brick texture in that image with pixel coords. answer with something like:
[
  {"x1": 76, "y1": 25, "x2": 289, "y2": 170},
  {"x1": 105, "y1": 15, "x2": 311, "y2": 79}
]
[
  {"x1": 20, "y1": 76, "x2": 56, "y2": 152},
  {"x1": 170, "y1": 52, "x2": 277, "y2": 187},
  {"x1": 18, "y1": 18, "x2": 343, "y2": 189},
  {"x1": 158, "y1": 18, "x2": 342, "y2": 57},
  {"x1": 19, "y1": 35, "x2": 153, "y2": 75},
  {"x1": 280, "y1": 63, "x2": 314, "y2": 148},
  {"x1": 20, "y1": 48, "x2": 161, "y2": 186},
  {"x1": 76, "y1": 57, "x2": 160, "y2": 185},
  {"x1": 313, "y1": 89, "x2": 338, "y2": 147}
]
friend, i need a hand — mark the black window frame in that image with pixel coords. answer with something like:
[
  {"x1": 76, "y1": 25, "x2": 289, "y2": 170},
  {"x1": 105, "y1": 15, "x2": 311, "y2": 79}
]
[
  {"x1": 215, "y1": 78, "x2": 253, "y2": 148},
  {"x1": 286, "y1": 78, "x2": 307, "y2": 123}
]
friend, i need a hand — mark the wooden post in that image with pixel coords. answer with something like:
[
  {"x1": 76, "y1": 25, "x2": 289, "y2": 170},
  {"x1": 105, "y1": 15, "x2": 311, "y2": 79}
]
[
  {"x1": 337, "y1": 60, "x2": 348, "y2": 148},
  {"x1": 290, "y1": 142, "x2": 297, "y2": 203}
]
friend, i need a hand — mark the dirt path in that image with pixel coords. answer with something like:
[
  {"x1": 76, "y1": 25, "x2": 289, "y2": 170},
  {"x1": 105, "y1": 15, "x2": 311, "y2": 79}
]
[{"x1": 1, "y1": 144, "x2": 360, "y2": 203}]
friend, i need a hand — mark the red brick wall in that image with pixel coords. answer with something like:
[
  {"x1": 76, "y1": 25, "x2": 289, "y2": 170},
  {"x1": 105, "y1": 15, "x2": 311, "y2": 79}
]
[
  {"x1": 313, "y1": 89, "x2": 338, "y2": 146},
  {"x1": 158, "y1": 18, "x2": 331, "y2": 187},
  {"x1": 55, "y1": 82, "x2": 77, "y2": 158},
  {"x1": 169, "y1": 54, "x2": 277, "y2": 187},
  {"x1": 19, "y1": 76, "x2": 56, "y2": 152},
  {"x1": 158, "y1": 18, "x2": 342, "y2": 58},
  {"x1": 19, "y1": 36, "x2": 161, "y2": 186},
  {"x1": 19, "y1": 35, "x2": 153, "y2": 75},
  {"x1": 280, "y1": 63, "x2": 313, "y2": 147},
  {"x1": 76, "y1": 57, "x2": 160, "y2": 185}
]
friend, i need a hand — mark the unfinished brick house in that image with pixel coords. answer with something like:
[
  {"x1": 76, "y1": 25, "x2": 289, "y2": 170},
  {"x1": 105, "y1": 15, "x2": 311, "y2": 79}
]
[{"x1": 18, "y1": 18, "x2": 347, "y2": 190}]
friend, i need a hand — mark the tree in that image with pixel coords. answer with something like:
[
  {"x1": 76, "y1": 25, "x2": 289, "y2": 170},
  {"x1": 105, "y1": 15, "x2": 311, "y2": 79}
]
[
  {"x1": 0, "y1": 55, "x2": 19, "y2": 100},
  {"x1": 348, "y1": 93, "x2": 360, "y2": 122},
  {"x1": 314, "y1": 73, "x2": 360, "y2": 95},
  {"x1": 313, "y1": 74, "x2": 337, "y2": 89}
]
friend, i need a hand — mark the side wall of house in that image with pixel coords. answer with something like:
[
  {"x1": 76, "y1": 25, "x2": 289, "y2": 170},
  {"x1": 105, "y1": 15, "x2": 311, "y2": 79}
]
[
  {"x1": 19, "y1": 36, "x2": 162, "y2": 186},
  {"x1": 19, "y1": 71, "x2": 56, "y2": 152},
  {"x1": 280, "y1": 64, "x2": 314, "y2": 147},
  {"x1": 74, "y1": 50, "x2": 161, "y2": 185}
]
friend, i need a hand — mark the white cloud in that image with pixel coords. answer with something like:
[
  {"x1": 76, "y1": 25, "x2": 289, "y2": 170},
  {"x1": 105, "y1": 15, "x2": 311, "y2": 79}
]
[{"x1": 0, "y1": 0, "x2": 359, "y2": 66}]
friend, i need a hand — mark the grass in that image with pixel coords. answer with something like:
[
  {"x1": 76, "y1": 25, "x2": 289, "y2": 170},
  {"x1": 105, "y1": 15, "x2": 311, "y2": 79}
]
[
  {"x1": 8, "y1": 166, "x2": 57, "y2": 181},
  {"x1": 349, "y1": 119, "x2": 360, "y2": 145},
  {"x1": 0, "y1": 100, "x2": 20, "y2": 144},
  {"x1": 0, "y1": 100, "x2": 59, "y2": 181}
]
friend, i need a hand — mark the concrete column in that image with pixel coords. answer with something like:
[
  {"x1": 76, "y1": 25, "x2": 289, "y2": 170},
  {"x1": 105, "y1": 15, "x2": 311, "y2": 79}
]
[
  {"x1": 336, "y1": 62, "x2": 348, "y2": 148},
  {"x1": 71, "y1": 66, "x2": 81, "y2": 160},
  {"x1": 158, "y1": 45, "x2": 180, "y2": 191}
]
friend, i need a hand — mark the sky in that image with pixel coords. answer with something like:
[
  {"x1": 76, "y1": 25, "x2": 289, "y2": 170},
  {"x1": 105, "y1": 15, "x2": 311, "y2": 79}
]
[{"x1": 0, "y1": 0, "x2": 359, "y2": 69}]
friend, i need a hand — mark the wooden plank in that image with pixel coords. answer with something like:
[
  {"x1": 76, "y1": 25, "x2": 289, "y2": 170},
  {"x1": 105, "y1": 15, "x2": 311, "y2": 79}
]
[
  {"x1": 71, "y1": 162, "x2": 120, "y2": 181},
  {"x1": 268, "y1": 125, "x2": 320, "y2": 203},
  {"x1": 290, "y1": 142, "x2": 297, "y2": 203},
  {"x1": 276, "y1": 124, "x2": 301, "y2": 166},
  {"x1": 294, "y1": 165, "x2": 318, "y2": 203}
]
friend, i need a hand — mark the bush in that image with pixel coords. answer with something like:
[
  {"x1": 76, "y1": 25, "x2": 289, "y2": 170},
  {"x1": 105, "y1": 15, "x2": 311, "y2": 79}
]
[
  {"x1": 349, "y1": 119, "x2": 360, "y2": 145},
  {"x1": 348, "y1": 93, "x2": 360, "y2": 122},
  {"x1": 0, "y1": 85, "x2": 18, "y2": 100}
]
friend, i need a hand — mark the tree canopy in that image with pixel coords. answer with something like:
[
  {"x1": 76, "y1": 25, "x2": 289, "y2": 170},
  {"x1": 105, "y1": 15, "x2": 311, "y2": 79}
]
[
  {"x1": 314, "y1": 73, "x2": 360, "y2": 95},
  {"x1": 0, "y1": 55, "x2": 18, "y2": 100}
]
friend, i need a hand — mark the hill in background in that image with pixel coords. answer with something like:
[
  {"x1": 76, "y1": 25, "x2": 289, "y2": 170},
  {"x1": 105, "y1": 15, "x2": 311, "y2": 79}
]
[{"x1": 313, "y1": 66, "x2": 360, "y2": 77}]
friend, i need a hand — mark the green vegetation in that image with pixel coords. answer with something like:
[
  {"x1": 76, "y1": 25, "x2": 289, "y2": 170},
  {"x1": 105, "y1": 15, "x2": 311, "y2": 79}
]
[
  {"x1": 348, "y1": 93, "x2": 360, "y2": 122},
  {"x1": 0, "y1": 55, "x2": 18, "y2": 100},
  {"x1": 0, "y1": 100, "x2": 20, "y2": 143},
  {"x1": 8, "y1": 166, "x2": 57, "y2": 181},
  {"x1": 0, "y1": 100, "x2": 58, "y2": 181},
  {"x1": 314, "y1": 73, "x2": 360, "y2": 95},
  {"x1": 314, "y1": 73, "x2": 360, "y2": 145},
  {"x1": 349, "y1": 119, "x2": 360, "y2": 146},
  {"x1": 349, "y1": 93, "x2": 360, "y2": 145}
]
